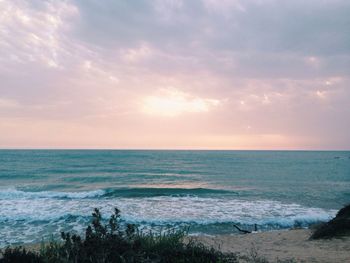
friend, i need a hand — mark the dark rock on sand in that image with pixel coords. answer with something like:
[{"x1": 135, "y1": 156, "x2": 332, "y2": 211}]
[{"x1": 311, "y1": 204, "x2": 350, "y2": 239}]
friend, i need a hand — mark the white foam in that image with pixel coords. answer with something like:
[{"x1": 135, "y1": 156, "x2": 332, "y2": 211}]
[
  {"x1": 0, "y1": 188, "x2": 106, "y2": 200},
  {"x1": 0, "y1": 195, "x2": 337, "y2": 246}
]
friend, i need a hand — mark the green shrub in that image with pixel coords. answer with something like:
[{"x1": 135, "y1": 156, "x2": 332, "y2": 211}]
[{"x1": 0, "y1": 247, "x2": 43, "y2": 263}]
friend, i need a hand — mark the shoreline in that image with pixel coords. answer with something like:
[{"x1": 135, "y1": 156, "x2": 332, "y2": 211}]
[
  {"x1": 189, "y1": 229, "x2": 350, "y2": 262},
  {"x1": 7, "y1": 229, "x2": 350, "y2": 262}
]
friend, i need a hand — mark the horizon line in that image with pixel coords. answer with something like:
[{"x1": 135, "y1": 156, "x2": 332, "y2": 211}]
[{"x1": 0, "y1": 148, "x2": 349, "y2": 151}]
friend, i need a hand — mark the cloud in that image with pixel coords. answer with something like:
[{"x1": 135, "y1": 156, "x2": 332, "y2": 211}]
[
  {"x1": 0, "y1": 0, "x2": 79, "y2": 69},
  {"x1": 315, "y1": 90, "x2": 327, "y2": 99},
  {"x1": 121, "y1": 43, "x2": 152, "y2": 63},
  {"x1": 203, "y1": 0, "x2": 246, "y2": 15},
  {"x1": 0, "y1": 98, "x2": 20, "y2": 109},
  {"x1": 0, "y1": 0, "x2": 349, "y2": 149}
]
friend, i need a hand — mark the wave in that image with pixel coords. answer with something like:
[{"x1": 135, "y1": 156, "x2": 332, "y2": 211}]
[
  {"x1": 0, "y1": 204, "x2": 335, "y2": 247},
  {"x1": 0, "y1": 193, "x2": 336, "y2": 224},
  {"x1": 0, "y1": 188, "x2": 106, "y2": 199},
  {"x1": 0, "y1": 193, "x2": 337, "y2": 246},
  {"x1": 0, "y1": 187, "x2": 236, "y2": 200},
  {"x1": 102, "y1": 187, "x2": 235, "y2": 198}
]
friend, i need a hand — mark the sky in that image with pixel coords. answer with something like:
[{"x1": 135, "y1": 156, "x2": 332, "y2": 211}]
[{"x1": 0, "y1": 0, "x2": 349, "y2": 150}]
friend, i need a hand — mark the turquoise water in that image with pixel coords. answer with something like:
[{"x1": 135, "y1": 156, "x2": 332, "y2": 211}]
[{"x1": 0, "y1": 150, "x2": 349, "y2": 246}]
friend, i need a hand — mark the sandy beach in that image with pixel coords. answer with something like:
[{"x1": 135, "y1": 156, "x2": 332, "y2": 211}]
[
  {"x1": 190, "y1": 229, "x2": 350, "y2": 263},
  {"x1": 2, "y1": 228, "x2": 349, "y2": 263}
]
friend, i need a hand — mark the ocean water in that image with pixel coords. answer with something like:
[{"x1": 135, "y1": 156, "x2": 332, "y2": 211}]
[{"x1": 0, "y1": 150, "x2": 349, "y2": 246}]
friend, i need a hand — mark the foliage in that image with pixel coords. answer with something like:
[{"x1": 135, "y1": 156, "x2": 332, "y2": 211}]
[{"x1": 0, "y1": 247, "x2": 43, "y2": 263}]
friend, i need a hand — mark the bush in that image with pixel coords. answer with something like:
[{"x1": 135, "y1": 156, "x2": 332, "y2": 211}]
[
  {"x1": 0, "y1": 208, "x2": 238, "y2": 263},
  {"x1": 310, "y1": 204, "x2": 350, "y2": 239},
  {"x1": 0, "y1": 247, "x2": 42, "y2": 263}
]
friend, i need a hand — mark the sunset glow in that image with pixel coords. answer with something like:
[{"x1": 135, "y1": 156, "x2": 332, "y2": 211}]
[
  {"x1": 142, "y1": 89, "x2": 220, "y2": 117},
  {"x1": 0, "y1": 0, "x2": 349, "y2": 149}
]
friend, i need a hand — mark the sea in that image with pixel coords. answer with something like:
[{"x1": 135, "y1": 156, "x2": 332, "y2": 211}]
[{"x1": 0, "y1": 150, "x2": 349, "y2": 247}]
